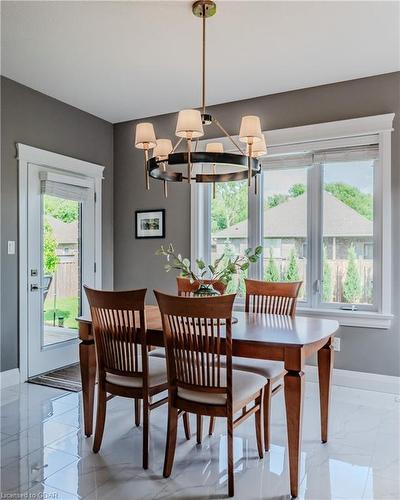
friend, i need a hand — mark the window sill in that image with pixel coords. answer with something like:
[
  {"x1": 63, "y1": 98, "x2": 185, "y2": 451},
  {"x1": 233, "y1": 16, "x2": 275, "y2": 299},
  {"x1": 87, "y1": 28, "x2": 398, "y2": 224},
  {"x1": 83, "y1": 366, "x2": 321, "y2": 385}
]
[
  {"x1": 233, "y1": 303, "x2": 393, "y2": 329},
  {"x1": 296, "y1": 307, "x2": 393, "y2": 329}
]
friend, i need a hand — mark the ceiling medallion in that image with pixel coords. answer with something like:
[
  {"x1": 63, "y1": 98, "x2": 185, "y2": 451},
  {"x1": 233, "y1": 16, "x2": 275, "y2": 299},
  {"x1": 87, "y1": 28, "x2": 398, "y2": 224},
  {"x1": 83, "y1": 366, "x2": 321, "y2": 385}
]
[{"x1": 134, "y1": 0, "x2": 267, "y2": 198}]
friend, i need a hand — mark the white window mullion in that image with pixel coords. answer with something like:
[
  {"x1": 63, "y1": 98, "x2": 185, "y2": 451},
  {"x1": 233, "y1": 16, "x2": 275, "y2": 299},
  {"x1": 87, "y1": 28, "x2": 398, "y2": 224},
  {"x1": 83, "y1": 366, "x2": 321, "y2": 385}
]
[
  {"x1": 248, "y1": 175, "x2": 263, "y2": 280},
  {"x1": 308, "y1": 163, "x2": 323, "y2": 309},
  {"x1": 377, "y1": 131, "x2": 392, "y2": 315},
  {"x1": 190, "y1": 183, "x2": 211, "y2": 268}
]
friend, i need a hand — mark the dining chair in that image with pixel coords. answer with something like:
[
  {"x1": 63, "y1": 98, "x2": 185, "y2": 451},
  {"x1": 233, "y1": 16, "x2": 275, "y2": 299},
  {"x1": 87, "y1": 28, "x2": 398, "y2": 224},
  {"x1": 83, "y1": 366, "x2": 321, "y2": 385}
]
[
  {"x1": 84, "y1": 286, "x2": 172, "y2": 469},
  {"x1": 154, "y1": 291, "x2": 265, "y2": 497},
  {"x1": 177, "y1": 276, "x2": 227, "y2": 442},
  {"x1": 176, "y1": 276, "x2": 227, "y2": 296},
  {"x1": 150, "y1": 277, "x2": 228, "y2": 442}
]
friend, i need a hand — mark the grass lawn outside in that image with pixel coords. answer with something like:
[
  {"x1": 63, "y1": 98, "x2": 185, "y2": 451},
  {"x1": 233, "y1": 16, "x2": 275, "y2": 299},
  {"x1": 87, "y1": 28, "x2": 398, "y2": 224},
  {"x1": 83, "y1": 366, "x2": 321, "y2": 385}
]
[{"x1": 44, "y1": 296, "x2": 80, "y2": 330}]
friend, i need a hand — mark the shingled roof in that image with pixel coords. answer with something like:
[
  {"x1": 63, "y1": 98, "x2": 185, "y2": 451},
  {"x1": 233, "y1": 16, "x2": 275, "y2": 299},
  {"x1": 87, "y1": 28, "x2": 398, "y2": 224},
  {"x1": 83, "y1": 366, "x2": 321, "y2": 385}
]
[{"x1": 213, "y1": 193, "x2": 372, "y2": 239}]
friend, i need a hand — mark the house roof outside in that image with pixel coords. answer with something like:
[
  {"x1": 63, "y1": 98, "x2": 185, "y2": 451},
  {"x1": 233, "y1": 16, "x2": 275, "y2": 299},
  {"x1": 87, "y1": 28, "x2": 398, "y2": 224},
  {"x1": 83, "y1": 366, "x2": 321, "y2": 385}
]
[
  {"x1": 46, "y1": 215, "x2": 78, "y2": 245},
  {"x1": 213, "y1": 192, "x2": 372, "y2": 240}
]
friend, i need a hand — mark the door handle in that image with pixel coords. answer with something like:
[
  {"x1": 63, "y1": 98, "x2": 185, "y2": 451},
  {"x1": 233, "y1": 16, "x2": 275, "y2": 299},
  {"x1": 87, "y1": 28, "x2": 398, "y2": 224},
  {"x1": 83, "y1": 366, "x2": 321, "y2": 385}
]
[{"x1": 30, "y1": 284, "x2": 47, "y2": 292}]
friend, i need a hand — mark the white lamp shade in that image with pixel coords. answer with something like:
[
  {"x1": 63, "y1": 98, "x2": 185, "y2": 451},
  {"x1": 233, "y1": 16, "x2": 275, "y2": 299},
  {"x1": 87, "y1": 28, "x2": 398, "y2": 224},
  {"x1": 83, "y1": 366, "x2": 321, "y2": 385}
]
[
  {"x1": 206, "y1": 142, "x2": 224, "y2": 153},
  {"x1": 175, "y1": 109, "x2": 204, "y2": 139},
  {"x1": 135, "y1": 122, "x2": 157, "y2": 149},
  {"x1": 239, "y1": 115, "x2": 263, "y2": 144},
  {"x1": 154, "y1": 139, "x2": 173, "y2": 159},
  {"x1": 251, "y1": 135, "x2": 267, "y2": 157}
]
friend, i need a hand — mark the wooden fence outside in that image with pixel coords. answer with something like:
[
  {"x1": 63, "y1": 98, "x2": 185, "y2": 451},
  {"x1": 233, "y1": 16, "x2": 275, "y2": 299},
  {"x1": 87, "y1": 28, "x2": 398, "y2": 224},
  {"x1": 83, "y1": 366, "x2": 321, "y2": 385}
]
[{"x1": 47, "y1": 260, "x2": 79, "y2": 299}]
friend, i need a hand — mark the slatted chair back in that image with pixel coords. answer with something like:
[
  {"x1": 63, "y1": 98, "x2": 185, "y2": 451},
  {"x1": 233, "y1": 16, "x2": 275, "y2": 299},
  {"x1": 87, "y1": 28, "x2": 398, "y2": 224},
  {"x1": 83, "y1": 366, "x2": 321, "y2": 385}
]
[
  {"x1": 244, "y1": 279, "x2": 302, "y2": 317},
  {"x1": 176, "y1": 277, "x2": 227, "y2": 296},
  {"x1": 154, "y1": 291, "x2": 236, "y2": 403},
  {"x1": 84, "y1": 287, "x2": 148, "y2": 382}
]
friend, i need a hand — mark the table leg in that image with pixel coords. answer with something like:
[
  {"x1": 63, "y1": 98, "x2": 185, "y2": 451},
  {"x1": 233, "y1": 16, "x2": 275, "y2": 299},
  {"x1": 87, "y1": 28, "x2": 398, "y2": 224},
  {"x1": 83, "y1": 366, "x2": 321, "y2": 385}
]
[
  {"x1": 79, "y1": 339, "x2": 96, "y2": 437},
  {"x1": 317, "y1": 337, "x2": 334, "y2": 443},
  {"x1": 284, "y1": 369, "x2": 304, "y2": 498}
]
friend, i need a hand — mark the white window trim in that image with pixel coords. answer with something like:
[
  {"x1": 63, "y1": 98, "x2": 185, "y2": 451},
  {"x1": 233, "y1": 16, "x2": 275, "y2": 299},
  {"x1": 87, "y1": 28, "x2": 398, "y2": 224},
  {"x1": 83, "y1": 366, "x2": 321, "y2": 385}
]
[
  {"x1": 191, "y1": 114, "x2": 394, "y2": 329},
  {"x1": 17, "y1": 143, "x2": 104, "y2": 382}
]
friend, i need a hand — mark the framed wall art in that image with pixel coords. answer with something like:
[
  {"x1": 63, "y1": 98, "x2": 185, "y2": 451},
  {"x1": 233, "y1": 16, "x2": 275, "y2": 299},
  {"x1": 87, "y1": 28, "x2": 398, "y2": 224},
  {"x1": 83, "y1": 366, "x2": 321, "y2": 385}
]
[{"x1": 135, "y1": 209, "x2": 165, "y2": 239}]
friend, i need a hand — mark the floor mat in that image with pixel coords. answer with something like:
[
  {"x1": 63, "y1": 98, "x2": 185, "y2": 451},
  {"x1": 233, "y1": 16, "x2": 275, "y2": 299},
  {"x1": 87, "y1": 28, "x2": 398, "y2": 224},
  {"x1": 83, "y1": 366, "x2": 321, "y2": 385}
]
[{"x1": 28, "y1": 363, "x2": 81, "y2": 392}]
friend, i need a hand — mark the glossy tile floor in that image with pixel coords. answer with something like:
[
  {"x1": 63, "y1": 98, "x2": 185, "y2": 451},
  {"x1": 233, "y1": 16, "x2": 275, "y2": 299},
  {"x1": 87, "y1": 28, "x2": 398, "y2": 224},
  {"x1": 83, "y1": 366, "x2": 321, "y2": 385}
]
[{"x1": 0, "y1": 381, "x2": 399, "y2": 499}]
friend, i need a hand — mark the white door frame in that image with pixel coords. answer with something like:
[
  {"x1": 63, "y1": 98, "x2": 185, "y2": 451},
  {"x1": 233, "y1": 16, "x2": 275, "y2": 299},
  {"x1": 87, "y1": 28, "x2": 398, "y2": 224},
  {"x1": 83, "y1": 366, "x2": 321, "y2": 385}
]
[{"x1": 18, "y1": 144, "x2": 104, "y2": 382}]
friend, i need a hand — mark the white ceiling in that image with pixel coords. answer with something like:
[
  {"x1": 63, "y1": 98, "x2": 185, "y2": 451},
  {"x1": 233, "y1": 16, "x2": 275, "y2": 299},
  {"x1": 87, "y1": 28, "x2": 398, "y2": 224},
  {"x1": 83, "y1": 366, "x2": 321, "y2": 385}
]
[{"x1": 2, "y1": 1, "x2": 399, "y2": 123}]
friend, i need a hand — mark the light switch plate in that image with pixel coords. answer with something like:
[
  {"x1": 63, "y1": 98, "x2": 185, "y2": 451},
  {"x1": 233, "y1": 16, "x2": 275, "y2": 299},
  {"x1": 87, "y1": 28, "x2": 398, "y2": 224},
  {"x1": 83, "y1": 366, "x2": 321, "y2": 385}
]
[
  {"x1": 7, "y1": 241, "x2": 16, "y2": 255},
  {"x1": 333, "y1": 337, "x2": 341, "y2": 352}
]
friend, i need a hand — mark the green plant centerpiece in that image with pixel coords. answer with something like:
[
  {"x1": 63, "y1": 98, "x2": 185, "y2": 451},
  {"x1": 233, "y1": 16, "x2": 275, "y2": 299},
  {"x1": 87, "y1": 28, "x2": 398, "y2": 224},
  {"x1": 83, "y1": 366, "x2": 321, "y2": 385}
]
[{"x1": 156, "y1": 243, "x2": 263, "y2": 296}]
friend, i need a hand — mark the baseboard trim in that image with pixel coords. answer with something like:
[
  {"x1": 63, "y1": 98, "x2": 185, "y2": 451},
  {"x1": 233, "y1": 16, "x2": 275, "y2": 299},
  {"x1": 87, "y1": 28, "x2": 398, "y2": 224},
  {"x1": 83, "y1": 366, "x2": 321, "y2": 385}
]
[
  {"x1": 0, "y1": 368, "x2": 21, "y2": 389},
  {"x1": 305, "y1": 365, "x2": 400, "y2": 395}
]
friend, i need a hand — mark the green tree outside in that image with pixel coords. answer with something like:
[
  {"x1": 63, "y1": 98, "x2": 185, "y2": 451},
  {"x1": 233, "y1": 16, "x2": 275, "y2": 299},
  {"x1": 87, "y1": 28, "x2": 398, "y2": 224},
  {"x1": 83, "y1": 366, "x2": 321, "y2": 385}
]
[
  {"x1": 43, "y1": 221, "x2": 59, "y2": 275},
  {"x1": 285, "y1": 249, "x2": 300, "y2": 281},
  {"x1": 264, "y1": 248, "x2": 280, "y2": 281},
  {"x1": 322, "y1": 246, "x2": 333, "y2": 302},
  {"x1": 44, "y1": 195, "x2": 79, "y2": 223},
  {"x1": 343, "y1": 244, "x2": 362, "y2": 303},
  {"x1": 211, "y1": 181, "x2": 248, "y2": 232},
  {"x1": 289, "y1": 183, "x2": 306, "y2": 198},
  {"x1": 265, "y1": 193, "x2": 288, "y2": 209},
  {"x1": 324, "y1": 182, "x2": 373, "y2": 221}
]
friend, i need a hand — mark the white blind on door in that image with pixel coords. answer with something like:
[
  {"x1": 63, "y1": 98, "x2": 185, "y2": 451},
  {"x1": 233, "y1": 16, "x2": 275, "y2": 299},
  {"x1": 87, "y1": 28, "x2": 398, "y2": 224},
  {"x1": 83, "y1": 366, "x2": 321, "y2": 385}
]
[{"x1": 40, "y1": 172, "x2": 91, "y2": 202}]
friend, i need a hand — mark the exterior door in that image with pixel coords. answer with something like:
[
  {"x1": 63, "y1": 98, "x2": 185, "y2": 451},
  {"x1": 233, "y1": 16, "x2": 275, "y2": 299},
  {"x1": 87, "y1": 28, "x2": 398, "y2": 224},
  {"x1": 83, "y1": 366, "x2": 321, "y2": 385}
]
[{"x1": 27, "y1": 164, "x2": 96, "y2": 377}]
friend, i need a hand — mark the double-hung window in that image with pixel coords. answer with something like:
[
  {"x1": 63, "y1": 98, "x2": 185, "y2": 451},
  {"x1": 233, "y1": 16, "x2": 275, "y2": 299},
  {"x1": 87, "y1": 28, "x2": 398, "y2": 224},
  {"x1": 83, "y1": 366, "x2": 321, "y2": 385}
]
[{"x1": 191, "y1": 114, "x2": 394, "y2": 328}]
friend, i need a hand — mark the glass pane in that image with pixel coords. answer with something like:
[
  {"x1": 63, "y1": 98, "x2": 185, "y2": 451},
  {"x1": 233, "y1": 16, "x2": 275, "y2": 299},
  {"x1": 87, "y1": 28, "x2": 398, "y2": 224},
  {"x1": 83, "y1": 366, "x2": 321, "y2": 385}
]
[
  {"x1": 262, "y1": 168, "x2": 308, "y2": 300},
  {"x1": 211, "y1": 181, "x2": 248, "y2": 296},
  {"x1": 42, "y1": 195, "x2": 82, "y2": 346},
  {"x1": 322, "y1": 160, "x2": 374, "y2": 305}
]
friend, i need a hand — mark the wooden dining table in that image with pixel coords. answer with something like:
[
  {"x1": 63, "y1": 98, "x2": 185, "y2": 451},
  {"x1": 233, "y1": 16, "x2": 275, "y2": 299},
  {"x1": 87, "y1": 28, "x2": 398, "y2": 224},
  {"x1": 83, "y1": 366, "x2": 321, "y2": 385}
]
[{"x1": 78, "y1": 306, "x2": 338, "y2": 498}]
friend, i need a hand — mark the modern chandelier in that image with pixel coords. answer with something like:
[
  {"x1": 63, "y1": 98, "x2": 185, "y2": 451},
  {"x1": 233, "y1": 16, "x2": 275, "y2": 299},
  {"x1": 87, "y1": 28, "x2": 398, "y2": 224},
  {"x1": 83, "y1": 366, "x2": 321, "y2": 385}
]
[{"x1": 134, "y1": 0, "x2": 267, "y2": 198}]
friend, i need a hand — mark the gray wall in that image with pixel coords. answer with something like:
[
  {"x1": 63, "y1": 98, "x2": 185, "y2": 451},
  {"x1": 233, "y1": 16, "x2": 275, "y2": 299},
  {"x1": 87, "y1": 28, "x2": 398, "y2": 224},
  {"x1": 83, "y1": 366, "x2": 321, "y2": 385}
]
[
  {"x1": 1, "y1": 76, "x2": 114, "y2": 372},
  {"x1": 114, "y1": 72, "x2": 400, "y2": 377}
]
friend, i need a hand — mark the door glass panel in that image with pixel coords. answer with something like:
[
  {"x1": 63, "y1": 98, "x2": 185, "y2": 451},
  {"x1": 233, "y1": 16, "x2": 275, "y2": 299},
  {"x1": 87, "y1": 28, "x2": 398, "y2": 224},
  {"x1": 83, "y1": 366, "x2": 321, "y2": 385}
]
[
  {"x1": 211, "y1": 180, "x2": 248, "y2": 296},
  {"x1": 262, "y1": 167, "x2": 308, "y2": 300},
  {"x1": 322, "y1": 160, "x2": 374, "y2": 305},
  {"x1": 42, "y1": 195, "x2": 82, "y2": 346}
]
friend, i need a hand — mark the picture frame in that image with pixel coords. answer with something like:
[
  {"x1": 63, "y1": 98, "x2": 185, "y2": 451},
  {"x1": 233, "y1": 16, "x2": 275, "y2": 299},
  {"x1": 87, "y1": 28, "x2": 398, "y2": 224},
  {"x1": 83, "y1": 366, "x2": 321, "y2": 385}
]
[{"x1": 135, "y1": 209, "x2": 165, "y2": 239}]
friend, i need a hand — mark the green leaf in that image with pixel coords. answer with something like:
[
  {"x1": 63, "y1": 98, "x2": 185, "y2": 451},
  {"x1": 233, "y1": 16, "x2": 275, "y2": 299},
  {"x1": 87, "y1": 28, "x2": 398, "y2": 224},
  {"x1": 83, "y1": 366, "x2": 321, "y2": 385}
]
[
  {"x1": 208, "y1": 265, "x2": 215, "y2": 274},
  {"x1": 164, "y1": 264, "x2": 171, "y2": 272},
  {"x1": 255, "y1": 246, "x2": 263, "y2": 256},
  {"x1": 196, "y1": 259, "x2": 206, "y2": 270}
]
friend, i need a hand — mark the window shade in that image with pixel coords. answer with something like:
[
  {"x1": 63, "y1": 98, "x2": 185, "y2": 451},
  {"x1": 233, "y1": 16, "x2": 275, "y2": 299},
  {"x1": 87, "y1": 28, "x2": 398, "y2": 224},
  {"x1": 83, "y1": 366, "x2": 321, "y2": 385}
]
[
  {"x1": 313, "y1": 145, "x2": 379, "y2": 164},
  {"x1": 261, "y1": 153, "x2": 313, "y2": 169},
  {"x1": 261, "y1": 145, "x2": 379, "y2": 169},
  {"x1": 40, "y1": 172, "x2": 91, "y2": 202}
]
